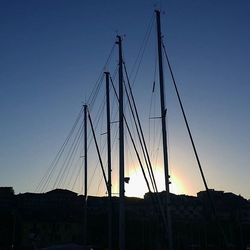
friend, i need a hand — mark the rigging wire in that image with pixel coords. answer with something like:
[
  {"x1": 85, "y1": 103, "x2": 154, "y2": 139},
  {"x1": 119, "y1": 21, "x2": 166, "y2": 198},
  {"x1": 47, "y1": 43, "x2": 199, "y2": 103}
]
[
  {"x1": 36, "y1": 107, "x2": 84, "y2": 193},
  {"x1": 87, "y1": 75, "x2": 106, "y2": 146},
  {"x1": 130, "y1": 13, "x2": 155, "y2": 86},
  {"x1": 59, "y1": 129, "x2": 83, "y2": 189},
  {"x1": 153, "y1": 128, "x2": 162, "y2": 171},
  {"x1": 123, "y1": 81, "x2": 156, "y2": 192},
  {"x1": 71, "y1": 160, "x2": 83, "y2": 191},
  {"x1": 123, "y1": 62, "x2": 159, "y2": 193},
  {"x1": 54, "y1": 118, "x2": 84, "y2": 189},
  {"x1": 162, "y1": 41, "x2": 209, "y2": 198},
  {"x1": 162, "y1": 41, "x2": 229, "y2": 247},
  {"x1": 60, "y1": 121, "x2": 84, "y2": 189},
  {"x1": 87, "y1": 43, "x2": 116, "y2": 110},
  {"x1": 109, "y1": 75, "x2": 152, "y2": 193},
  {"x1": 68, "y1": 158, "x2": 81, "y2": 190},
  {"x1": 37, "y1": 108, "x2": 83, "y2": 192},
  {"x1": 88, "y1": 110, "x2": 109, "y2": 191},
  {"x1": 85, "y1": 89, "x2": 106, "y2": 178},
  {"x1": 149, "y1": 40, "x2": 159, "y2": 160},
  {"x1": 110, "y1": 66, "x2": 119, "y2": 120},
  {"x1": 97, "y1": 171, "x2": 104, "y2": 196}
]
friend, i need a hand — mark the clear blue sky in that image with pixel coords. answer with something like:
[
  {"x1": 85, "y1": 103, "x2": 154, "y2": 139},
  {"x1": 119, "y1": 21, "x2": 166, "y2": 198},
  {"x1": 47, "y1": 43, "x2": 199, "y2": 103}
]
[{"x1": 0, "y1": 0, "x2": 249, "y2": 198}]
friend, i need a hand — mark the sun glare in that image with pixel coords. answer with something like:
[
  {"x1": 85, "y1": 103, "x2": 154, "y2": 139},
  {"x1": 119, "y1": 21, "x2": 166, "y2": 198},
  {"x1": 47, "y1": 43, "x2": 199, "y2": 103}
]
[{"x1": 125, "y1": 166, "x2": 185, "y2": 198}]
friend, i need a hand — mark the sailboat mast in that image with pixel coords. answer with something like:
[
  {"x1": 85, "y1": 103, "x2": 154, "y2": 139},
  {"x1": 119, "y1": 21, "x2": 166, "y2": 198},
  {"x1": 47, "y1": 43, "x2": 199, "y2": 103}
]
[
  {"x1": 117, "y1": 35, "x2": 125, "y2": 250},
  {"x1": 83, "y1": 104, "x2": 88, "y2": 245},
  {"x1": 105, "y1": 71, "x2": 113, "y2": 250},
  {"x1": 155, "y1": 10, "x2": 173, "y2": 250}
]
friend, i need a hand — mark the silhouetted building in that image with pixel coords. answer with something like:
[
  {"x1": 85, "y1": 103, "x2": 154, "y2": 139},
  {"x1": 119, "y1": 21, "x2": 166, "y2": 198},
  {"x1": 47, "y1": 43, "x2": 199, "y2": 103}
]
[{"x1": 0, "y1": 187, "x2": 249, "y2": 250}]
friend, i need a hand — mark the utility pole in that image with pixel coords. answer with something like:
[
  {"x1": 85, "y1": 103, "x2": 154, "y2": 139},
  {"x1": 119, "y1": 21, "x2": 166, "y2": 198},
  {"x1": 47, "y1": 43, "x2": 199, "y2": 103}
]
[
  {"x1": 83, "y1": 104, "x2": 88, "y2": 245},
  {"x1": 105, "y1": 71, "x2": 113, "y2": 250},
  {"x1": 116, "y1": 35, "x2": 125, "y2": 250},
  {"x1": 155, "y1": 10, "x2": 173, "y2": 250}
]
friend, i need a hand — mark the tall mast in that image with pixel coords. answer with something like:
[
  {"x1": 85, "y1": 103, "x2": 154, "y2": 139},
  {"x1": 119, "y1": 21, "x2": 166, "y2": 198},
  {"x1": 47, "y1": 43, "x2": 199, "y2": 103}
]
[
  {"x1": 105, "y1": 71, "x2": 113, "y2": 250},
  {"x1": 155, "y1": 10, "x2": 173, "y2": 250},
  {"x1": 117, "y1": 35, "x2": 125, "y2": 250},
  {"x1": 83, "y1": 104, "x2": 88, "y2": 245}
]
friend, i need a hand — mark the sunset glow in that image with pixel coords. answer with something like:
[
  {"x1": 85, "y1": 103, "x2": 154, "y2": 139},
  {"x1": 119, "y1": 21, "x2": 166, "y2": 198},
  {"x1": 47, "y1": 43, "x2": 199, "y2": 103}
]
[{"x1": 125, "y1": 166, "x2": 185, "y2": 198}]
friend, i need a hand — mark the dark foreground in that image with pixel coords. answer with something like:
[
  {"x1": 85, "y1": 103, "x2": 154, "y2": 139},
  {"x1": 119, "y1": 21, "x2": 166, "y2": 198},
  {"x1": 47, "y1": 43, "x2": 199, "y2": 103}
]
[{"x1": 0, "y1": 187, "x2": 250, "y2": 250}]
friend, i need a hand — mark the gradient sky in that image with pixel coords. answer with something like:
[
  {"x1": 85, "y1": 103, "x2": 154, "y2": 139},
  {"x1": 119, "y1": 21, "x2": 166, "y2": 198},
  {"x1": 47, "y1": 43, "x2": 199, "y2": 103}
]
[{"x1": 1, "y1": 0, "x2": 249, "y2": 199}]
